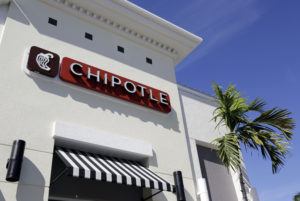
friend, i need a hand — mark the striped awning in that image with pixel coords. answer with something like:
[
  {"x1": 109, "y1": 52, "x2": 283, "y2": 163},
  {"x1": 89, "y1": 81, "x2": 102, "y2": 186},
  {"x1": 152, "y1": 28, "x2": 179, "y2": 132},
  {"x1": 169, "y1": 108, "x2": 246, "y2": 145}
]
[{"x1": 55, "y1": 147, "x2": 174, "y2": 192}]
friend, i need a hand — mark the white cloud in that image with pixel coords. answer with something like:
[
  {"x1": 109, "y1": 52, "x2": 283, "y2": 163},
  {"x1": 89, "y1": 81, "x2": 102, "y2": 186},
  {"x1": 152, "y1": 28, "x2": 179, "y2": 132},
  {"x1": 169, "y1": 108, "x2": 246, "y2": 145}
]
[{"x1": 175, "y1": 0, "x2": 265, "y2": 71}]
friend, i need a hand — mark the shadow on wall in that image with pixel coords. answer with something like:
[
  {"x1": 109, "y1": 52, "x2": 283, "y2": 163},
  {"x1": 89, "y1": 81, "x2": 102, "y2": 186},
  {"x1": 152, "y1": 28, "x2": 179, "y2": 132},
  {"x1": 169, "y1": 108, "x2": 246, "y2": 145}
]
[
  {"x1": 146, "y1": 150, "x2": 158, "y2": 167},
  {"x1": 8, "y1": 1, "x2": 180, "y2": 132},
  {"x1": 30, "y1": 72, "x2": 180, "y2": 132},
  {"x1": 0, "y1": 190, "x2": 5, "y2": 201},
  {"x1": 144, "y1": 187, "x2": 195, "y2": 201},
  {"x1": 16, "y1": 157, "x2": 45, "y2": 201},
  {"x1": 185, "y1": 188, "x2": 195, "y2": 201},
  {"x1": 143, "y1": 188, "x2": 168, "y2": 201}
]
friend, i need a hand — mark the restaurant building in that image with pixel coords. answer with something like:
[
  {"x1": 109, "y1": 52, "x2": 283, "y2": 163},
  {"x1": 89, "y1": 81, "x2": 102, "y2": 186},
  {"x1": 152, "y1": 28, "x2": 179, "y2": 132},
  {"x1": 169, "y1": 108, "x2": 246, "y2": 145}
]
[{"x1": 0, "y1": 0, "x2": 259, "y2": 201}]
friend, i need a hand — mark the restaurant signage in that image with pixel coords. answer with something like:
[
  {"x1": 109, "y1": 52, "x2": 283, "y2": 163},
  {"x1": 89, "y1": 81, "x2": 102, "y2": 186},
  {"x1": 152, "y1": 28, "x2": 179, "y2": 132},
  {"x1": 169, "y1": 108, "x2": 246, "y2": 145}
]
[
  {"x1": 27, "y1": 46, "x2": 60, "y2": 77},
  {"x1": 27, "y1": 46, "x2": 171, "y2": 113}
]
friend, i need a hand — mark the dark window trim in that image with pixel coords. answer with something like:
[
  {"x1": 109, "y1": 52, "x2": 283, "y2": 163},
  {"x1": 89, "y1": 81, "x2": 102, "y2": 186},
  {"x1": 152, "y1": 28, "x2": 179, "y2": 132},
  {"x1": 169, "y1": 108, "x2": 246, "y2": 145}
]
[
  {"x1": 48, "y1": 17, "x2": 57, "y2": 26},
  {"x1": 85, "y1": 32, "x2": 93, "y2": 40},
  {"x1": 146, "y1": 57, "x2": 152, "y2": 64},
  {"x1": 117, "y1": 46, "x2": 125, "y2": 53}
]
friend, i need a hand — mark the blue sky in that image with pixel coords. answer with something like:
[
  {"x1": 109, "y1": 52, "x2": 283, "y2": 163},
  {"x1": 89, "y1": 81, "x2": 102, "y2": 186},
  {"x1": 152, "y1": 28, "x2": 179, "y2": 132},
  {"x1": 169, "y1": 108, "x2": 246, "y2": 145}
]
[{"x1": 130, "y1": 1, "x2": 300, "y2": 201}]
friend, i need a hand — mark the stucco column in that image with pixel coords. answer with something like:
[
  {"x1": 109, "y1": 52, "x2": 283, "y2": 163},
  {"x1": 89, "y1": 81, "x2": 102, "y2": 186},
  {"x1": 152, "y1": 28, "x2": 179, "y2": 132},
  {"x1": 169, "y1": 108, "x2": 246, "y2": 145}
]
[{"x1": 189, "y1": 139, "x2": 210, "y2": 201}]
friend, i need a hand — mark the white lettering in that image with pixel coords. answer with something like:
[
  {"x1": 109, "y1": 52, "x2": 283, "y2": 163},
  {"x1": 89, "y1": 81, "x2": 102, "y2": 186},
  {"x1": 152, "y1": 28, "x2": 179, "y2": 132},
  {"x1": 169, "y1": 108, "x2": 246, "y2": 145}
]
[
  {"x1": 124, "y1": 81, "x2": 137, "y2": 94},
  {"x1": 104, "y1": 73, "x2": 108, "y2": 85},
  {"x1": 160, "y1": 93, "x2": 169, "y2": 105},
  {"x1": 138, "y1": 85, "x2": 146, "y2": 97},
  {"x1": 149, "y1": 89, "x2": 158, "y2": 102},
  {"x1": 87, "y1": 67, "x2": 100, "y2": 82},
  {"x1": 111, "y1": 76, "x2": 121, "y2": 87},
  {"x1": 70, "y1": 63, "x2": 83, "y2": 76}
]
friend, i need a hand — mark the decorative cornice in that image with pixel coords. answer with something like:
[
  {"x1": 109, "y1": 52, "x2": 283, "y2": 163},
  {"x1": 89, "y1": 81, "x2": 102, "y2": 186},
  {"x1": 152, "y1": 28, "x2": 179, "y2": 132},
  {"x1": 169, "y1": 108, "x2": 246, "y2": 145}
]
[
  {"x1": 49, "y1": 0, "x2": 179, "y2": 57},
  {"x1": 0, "y1": 0, "x2": 9, "y2": 5},
  {"x1": 178, "y1": 85, "x2": 217, "y2": 107}
]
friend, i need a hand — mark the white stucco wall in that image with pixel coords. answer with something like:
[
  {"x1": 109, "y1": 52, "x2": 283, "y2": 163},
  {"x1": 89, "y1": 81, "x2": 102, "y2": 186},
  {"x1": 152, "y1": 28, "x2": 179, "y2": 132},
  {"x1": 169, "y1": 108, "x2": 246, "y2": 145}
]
[
  {"x1": 0, "y1": 1, "x2": 197, "y2": 201},
  {"x1": 179, "y1": 86, "x2": 246, "y2": 201},
  {"x1": 179, "y1": 88, "x2": 222, "y2": 144}
]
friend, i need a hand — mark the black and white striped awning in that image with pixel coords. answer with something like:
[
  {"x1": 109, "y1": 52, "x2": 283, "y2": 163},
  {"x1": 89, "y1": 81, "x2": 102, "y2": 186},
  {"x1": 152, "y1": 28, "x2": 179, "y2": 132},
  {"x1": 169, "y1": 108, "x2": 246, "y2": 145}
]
[{"x1": 55, "y1": 147, "x2": 174, "y2": 192}]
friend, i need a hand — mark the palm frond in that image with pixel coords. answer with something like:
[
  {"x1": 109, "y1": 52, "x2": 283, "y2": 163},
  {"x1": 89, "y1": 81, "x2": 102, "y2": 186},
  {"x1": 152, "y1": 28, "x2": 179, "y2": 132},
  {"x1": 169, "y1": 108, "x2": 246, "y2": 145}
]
[
  {"x1": 254, "y1": 108, "x2": 295, "y2": 140},
  {"x1": 211, "y1": 83, "x2": 295, "y2": 174},
  {"x1": 248, "y1": 98, "x2": 266, "y2": 113},
  {"x1": 212, "y1": 133, "x2": 241, "y2": 171},
  {"x1": 212, "y1": 83, "x2": 248, "y2": 132},
  {"x1": 294, "y1": 192, "x2": 300, "y2": 201},
  {"x1": 239, "y1": 129, "x2": 288, "y2": 173}
]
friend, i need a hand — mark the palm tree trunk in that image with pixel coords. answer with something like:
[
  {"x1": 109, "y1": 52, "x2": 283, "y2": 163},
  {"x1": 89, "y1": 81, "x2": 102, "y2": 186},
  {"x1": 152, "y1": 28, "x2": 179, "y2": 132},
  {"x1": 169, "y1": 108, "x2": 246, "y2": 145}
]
[{"x1": 239, "y1": 166, "x2": 249, "y2": 201}]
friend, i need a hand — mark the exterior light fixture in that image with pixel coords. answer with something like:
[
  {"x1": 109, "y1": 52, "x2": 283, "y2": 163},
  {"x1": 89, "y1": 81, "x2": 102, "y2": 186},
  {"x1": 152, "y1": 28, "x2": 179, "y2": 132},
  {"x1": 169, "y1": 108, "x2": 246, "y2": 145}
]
[
  {"x1": 6, "y1": 139, "x2": 26, "y2": 182},
  {"x1": 173, "y1": 171, "x2": 186, "y2": 201}
]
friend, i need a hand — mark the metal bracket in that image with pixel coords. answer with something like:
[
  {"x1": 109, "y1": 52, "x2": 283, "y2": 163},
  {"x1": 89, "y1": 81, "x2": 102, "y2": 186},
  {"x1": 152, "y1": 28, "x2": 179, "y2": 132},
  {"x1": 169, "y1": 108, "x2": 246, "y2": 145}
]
[
  {"x1": 50, "y1": 167, "x2": 68, "y2": 185},
  {"x1": 142, "y1": 190, "x2": 162, "y2": 201}
]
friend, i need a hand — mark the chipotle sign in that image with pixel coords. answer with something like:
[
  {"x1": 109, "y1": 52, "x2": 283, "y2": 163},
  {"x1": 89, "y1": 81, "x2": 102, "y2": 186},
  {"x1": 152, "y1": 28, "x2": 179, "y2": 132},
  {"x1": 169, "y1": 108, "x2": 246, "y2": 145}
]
[{"x1": 27, "y1": 46, "x2": 171, "y2": 113}]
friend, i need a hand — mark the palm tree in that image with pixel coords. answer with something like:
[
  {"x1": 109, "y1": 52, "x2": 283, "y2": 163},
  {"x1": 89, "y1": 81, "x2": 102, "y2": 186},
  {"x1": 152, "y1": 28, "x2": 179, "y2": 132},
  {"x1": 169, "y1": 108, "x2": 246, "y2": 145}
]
[
  {"x1": 294, "y1": 192, "x2": 300, "y2": 201},
  {"x1": 212, "y1": 84, "x2": 295, "y2": 201}
]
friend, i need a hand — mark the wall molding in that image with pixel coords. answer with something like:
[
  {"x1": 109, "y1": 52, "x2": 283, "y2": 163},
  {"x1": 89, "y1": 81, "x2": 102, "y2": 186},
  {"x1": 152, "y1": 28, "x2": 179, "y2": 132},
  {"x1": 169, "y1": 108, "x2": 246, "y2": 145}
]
[{"x1": 46, "y1": 0, "x2": 179, "y2": 58}]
